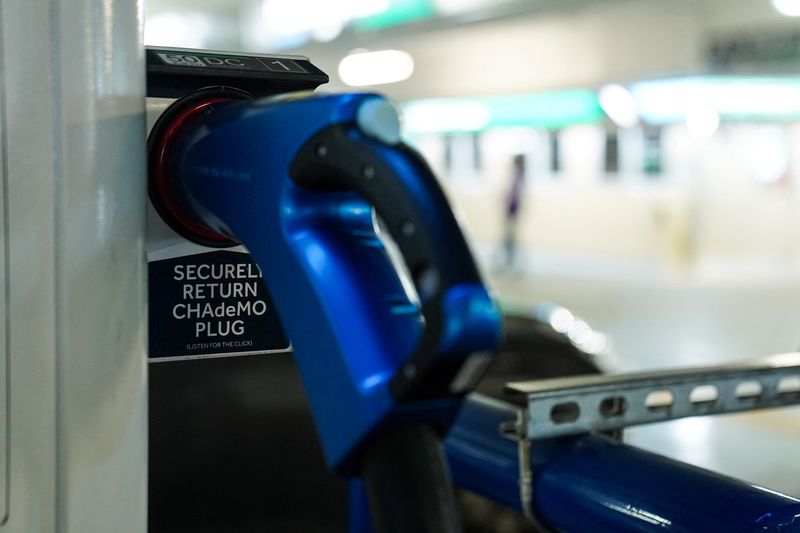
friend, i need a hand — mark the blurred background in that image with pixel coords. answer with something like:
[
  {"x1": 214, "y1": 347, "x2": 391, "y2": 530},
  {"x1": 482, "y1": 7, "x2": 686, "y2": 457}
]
[{"x1": 146, "y1": 0, "x2": 800, "y2": 497}]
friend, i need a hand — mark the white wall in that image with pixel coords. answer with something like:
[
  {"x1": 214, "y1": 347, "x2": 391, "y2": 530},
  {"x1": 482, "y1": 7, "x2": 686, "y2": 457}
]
[
  {"x1": 418, "y1": 118, "x2": 800, "y2": 277},
  {"x1": 147, "y1": 0, "x2": 795, "y2": 100},
  {"x1": 289, "y1": 0, "x2": 795, "y2": 100}
]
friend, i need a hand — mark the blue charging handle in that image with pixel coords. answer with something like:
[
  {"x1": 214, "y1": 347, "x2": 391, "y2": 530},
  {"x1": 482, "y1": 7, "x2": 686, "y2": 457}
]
[{"x1": 160, "y1": 91, "x2": 502, "y2": 472}]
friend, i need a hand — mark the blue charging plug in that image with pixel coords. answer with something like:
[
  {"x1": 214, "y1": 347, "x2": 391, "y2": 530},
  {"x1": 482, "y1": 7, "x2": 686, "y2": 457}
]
[
  {"x1": 156, "y1": 91, "x2": 502, "y2": 473},
  {"x1": 150, "y1": 91, "x2": 501, "y2": 533},
  {"x1": 150, "y1": 90, "x2": 500, "y2": 533}
]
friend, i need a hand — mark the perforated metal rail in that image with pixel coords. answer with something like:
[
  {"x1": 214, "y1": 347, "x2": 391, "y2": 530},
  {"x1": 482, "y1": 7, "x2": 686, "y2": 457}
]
[{"x1": 504, "y1": 353, "x2": 800, "y2": 439}]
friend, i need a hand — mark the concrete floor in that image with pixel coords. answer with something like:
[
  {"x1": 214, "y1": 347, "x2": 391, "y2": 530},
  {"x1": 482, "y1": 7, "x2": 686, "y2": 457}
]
[{"x1": 488, "y1": 251, "x2": 800, "y2": 498}]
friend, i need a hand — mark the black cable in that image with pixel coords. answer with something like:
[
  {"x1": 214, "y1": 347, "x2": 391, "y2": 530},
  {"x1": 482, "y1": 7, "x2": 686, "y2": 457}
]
[{"x1": 361, "y1": 425, "x2": 463, "y2": 533}]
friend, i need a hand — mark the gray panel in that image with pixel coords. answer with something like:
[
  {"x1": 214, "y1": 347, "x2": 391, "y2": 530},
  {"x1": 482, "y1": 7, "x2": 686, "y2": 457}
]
[{"x1": 0, "y1": 3, "x2": 6, "y2": 518}]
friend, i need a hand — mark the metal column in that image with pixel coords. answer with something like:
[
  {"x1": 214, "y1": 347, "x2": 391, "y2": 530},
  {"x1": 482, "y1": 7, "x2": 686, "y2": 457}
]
[{"x1": 0, "y1": 0, "x2": 147, "y2": 531}]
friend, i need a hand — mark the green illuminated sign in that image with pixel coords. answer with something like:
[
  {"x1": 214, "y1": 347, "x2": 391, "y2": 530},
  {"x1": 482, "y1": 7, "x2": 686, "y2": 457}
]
[
  {"x1": 485, "y1": 90, "x2": 603, "y2": 129},
  {"x1": 402, "y1": 90, "x2": 604, "y2": 134}
]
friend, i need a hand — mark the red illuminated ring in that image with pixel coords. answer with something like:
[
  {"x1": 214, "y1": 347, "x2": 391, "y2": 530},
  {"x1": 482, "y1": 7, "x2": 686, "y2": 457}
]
[
  {"x1": 148, "y1": 87, "x2": 254, "y2": 247},
  {"x1": 153, "y1": 97, "x2": 233, "y2": 244}
]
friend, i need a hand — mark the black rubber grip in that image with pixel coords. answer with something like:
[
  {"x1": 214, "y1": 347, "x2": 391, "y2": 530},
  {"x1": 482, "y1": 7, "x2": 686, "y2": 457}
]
[
  {"x1": 290, "y1": 125, "x2": 484, "y2": 400},
  {"x1": 361, "y1": 425, "x2": 463, "y2": 533},
  {"x1": 290, "y1": 125, "x2": 481, "y2": 299}
]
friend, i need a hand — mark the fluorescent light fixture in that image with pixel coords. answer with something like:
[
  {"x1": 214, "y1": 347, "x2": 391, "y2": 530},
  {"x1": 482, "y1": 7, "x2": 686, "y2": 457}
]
[
  {"x1": 567, "y1": 319, "x2": 592, "y2": 345},
  {"x1": 261, "y1": 0, "x2": 389, "y2": 39},
  {"x1": 703, "y1": 80, "x2": 800, "y2": 117},
  {"x1": 598, "y1": 84, "x2": 639, "y2": 128},
  {"x1": 311, "y1": 24, "x2": 345, "y2": 42},
  {"x1": 773, "y1": 0, "x2": 800, "y2": 16},
  {"x1": 146, "y1": 12, "x2": 211, "y2": 48},
  {"x1": 348, "y1": 0, "x2": 392, "y2": 17},
  {"x1": 631, "y1": 76, "x2": 800, "y2": 124},
  {"x1": 685, "y1": 105, "x2": 720, "y2": 139},
  {"x1": 745, "y1": 125, "x2": 789, "y2": 184},
  {"x1": 403, "y1": 100, "x2": 491, "y2": 134},
  {"x1": 630, "y1": 78, "x2": 705, "y2": 124},
  {"x1": 548, "y1": 306, "x2": 575, "y2": 334},
  {"x1": 434, "y1": 0, "x2": 503, "y2": 14},
  {"x1": 338, "y1": 50, "x2": 415, "y2": 87}
]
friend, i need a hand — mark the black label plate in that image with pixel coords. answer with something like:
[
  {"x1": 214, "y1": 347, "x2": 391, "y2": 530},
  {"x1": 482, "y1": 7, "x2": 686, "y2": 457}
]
[
  {"x1": 146, "y1": 47, "x2": 329, "y2": 99},
  {"x1": 148, "y1": 250, "x2": 290, "y2": 361},
  {"x1": 154, "y1": 51, "x2": 307, "y2": 73}
]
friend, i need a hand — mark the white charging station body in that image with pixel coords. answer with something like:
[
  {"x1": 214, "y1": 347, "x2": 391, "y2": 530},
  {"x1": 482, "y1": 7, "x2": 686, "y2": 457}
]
[{"x1": 0, "y1": 1, "x2": 147, "y2": 531}]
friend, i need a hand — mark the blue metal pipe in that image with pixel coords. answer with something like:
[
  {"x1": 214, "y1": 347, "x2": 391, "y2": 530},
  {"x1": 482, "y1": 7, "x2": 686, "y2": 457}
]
[
  {"x1": 446, "y1": 395, "x2": 800, "y2": 532},
  {"x1": 446, "y1": 395, "x2": 522, "y2": 511}
]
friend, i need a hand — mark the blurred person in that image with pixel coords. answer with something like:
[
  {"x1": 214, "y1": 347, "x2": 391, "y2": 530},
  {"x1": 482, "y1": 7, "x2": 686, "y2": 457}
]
[{"x1": 501, "y1": 154, "x2": 527, "y2": 270}]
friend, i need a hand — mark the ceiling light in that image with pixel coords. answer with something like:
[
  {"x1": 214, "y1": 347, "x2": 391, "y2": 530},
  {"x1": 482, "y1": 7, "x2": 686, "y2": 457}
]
[
  {"x1": 261, "y1": 0, "x2": 389, "y2": 37},
  {"x1": 145, "y1": 12, "x2": 211, "y2": 48},
  {"x1": 685, "y1": 105, "x2": 720, "y2": 139},
  {"x1": 772, "y1": 0, "x2": 800, "y2": 16},
  {"x1": 598, "y1": 84, "x2": 639, "y2": 128},
  {"x1": 434, "y1": 0, "x2": 515, "y2": 15},
  {"x1": 402, "y1": 100, "x2": 491, "y2": 134},
  {"x1": 311, "y1": 24, "x2": 344, "y2": 42},
  {"x1": 631, "y1": 76, "x2": 800, "y2": 123},
  {"x1": 338, "y1": 50, "x2": 415, "y2": 87}
]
